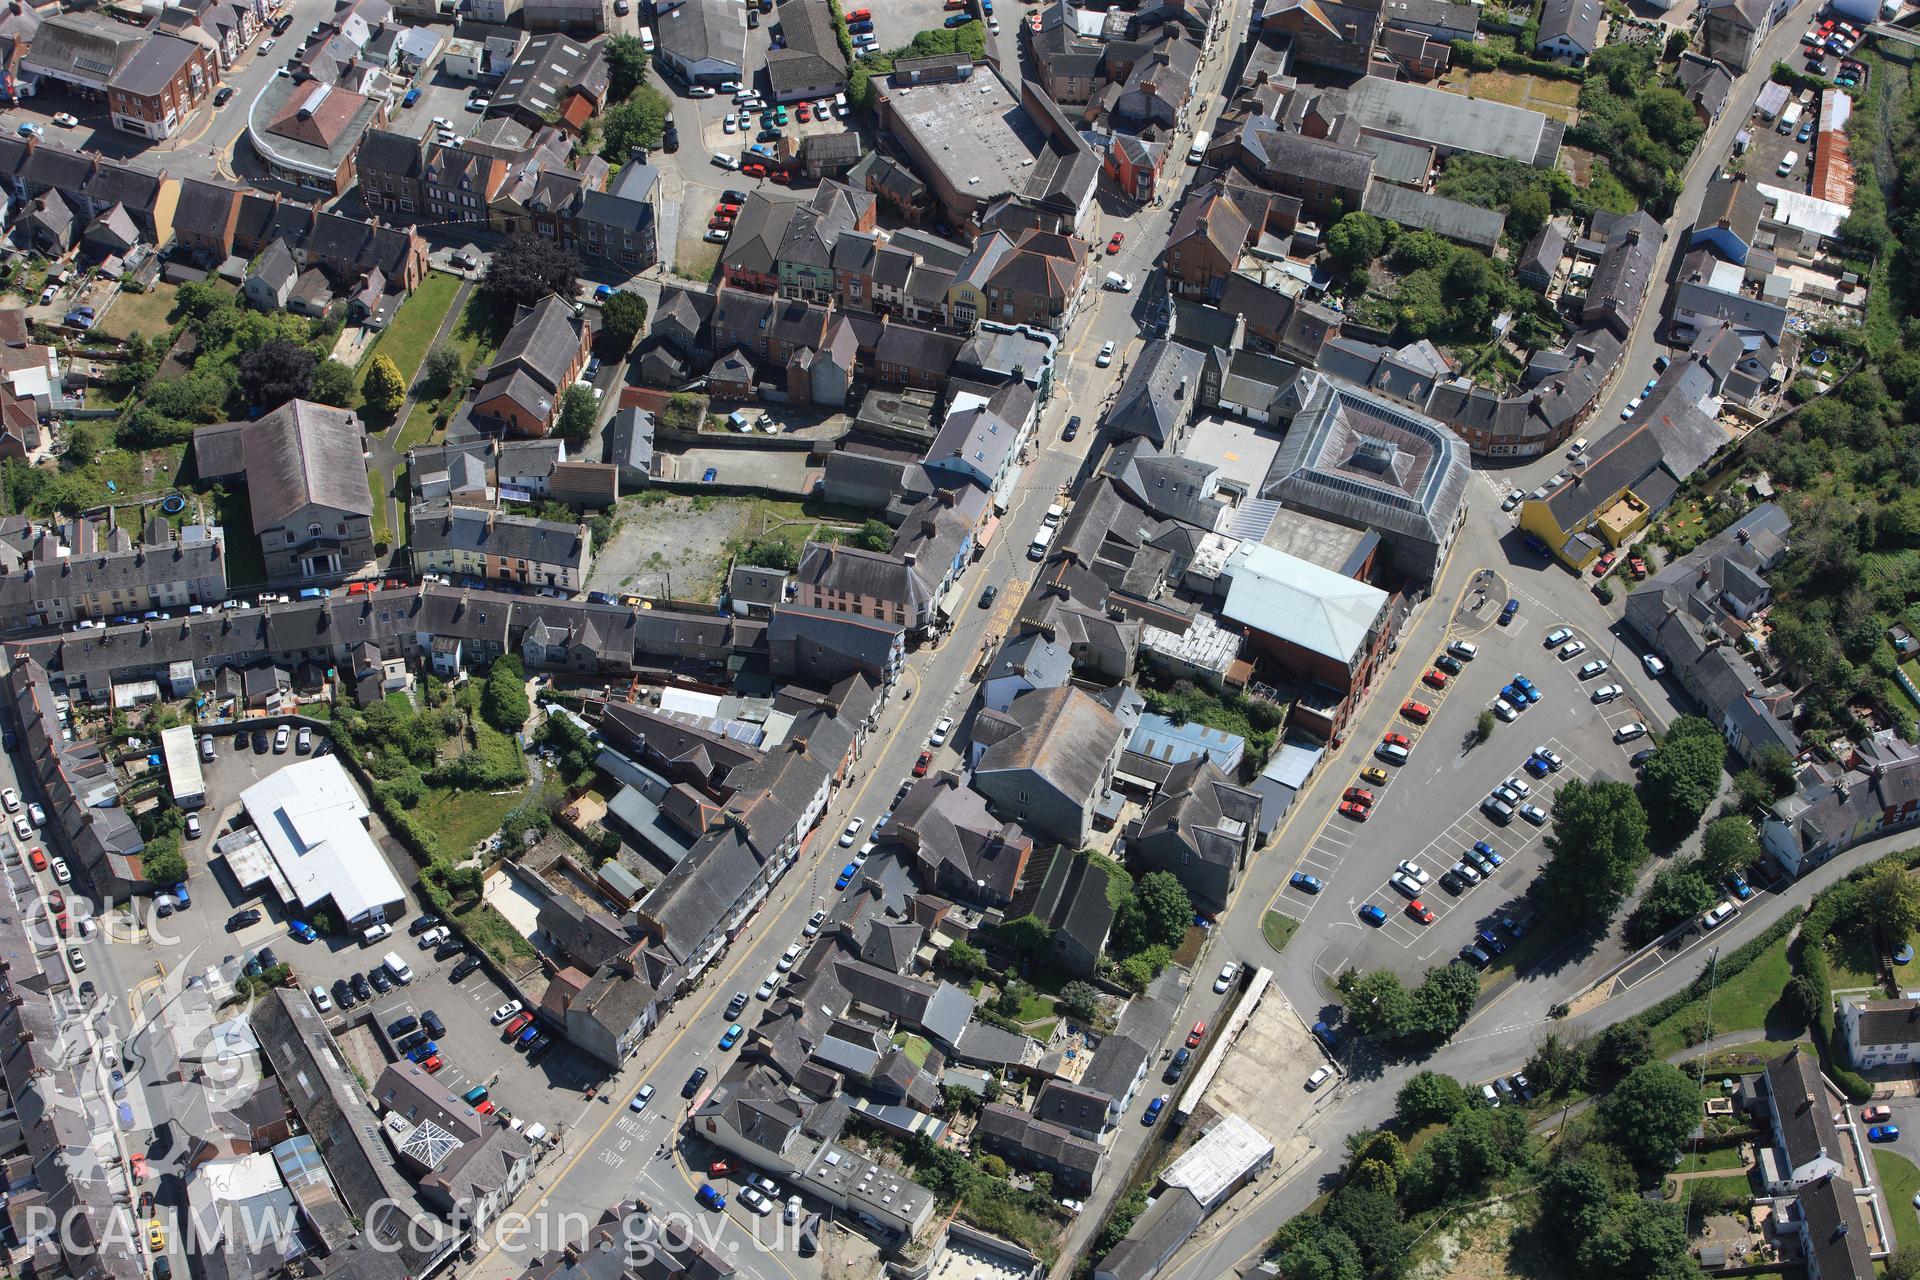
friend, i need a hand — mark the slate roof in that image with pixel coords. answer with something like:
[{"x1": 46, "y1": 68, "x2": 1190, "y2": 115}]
[
  {"x1": 975, "y1": 686, "x2": 1125, "y2": 810},
  {"x1": 1130, "y1": 757, "x2": 1260, "y2": 866},
  {"x1": 490, "y1": 32, "x2": 597, "y2": 119},
  {"x1": 657, "y1": 0, "x2": 743, "y2": 71},
  {"x1": 1537, "y1": 0, "x2": 1601, "y2": 50},
  {"x1": 1843, "y1": 998, "x2": 1920, "y2": 1048},
  {"x1": 192, "y1": 402, "x2": 370, "y2": 532},
  {"x1": 1108, "y1": 340, "x2": 1205, "y2": 447},
  {"x1": 410, "y1": 504, "x2": 587, "y2": 569},
  {"x1": 767, "y1": 0, "x2": 847, "y2": 93},
  {"x1": 1765, "y1": 1048, "x2": 1841, "y2": 1173},
  {"x1": 890, "y1": 773, "x2": 1031, "y2": 902},
  {"x1": 976, "y1": 1102, "x2": 1103, "y2": 1177},
  {"x1": 1798, "y1": 1175, "x2": 1872, "y2": 1280},
  {"x1": 491, "y1": 295, "x2": 584, "y2": 394}
]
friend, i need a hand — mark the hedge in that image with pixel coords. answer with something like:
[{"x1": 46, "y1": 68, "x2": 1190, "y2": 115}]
[{"x1": 1449, "y1": 39, "x2": 1586, "y2": 82}]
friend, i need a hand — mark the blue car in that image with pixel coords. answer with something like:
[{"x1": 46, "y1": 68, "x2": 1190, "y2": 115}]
[
  {"x1": 402, "y1": 87, "x2": 420, "y2": 107},
  {"x1": 1358, "y1": 904, "x2": 1387, "y2": 926},
  {"x1": 1499, "y1": 598, "x2": 1519, "y2": 625},
  {"x1": 1726, "y1": 873, "x2": 1753, "y2": 901},
  {"x1": 171, "y1": 882, "x2": 191, "y2": 909},
  {"x1": 407, "y1": 1041, "x2": 439, "y2": 1062},
  {"x1": 1311, "y1": 1020, "x2": 1341, "y2": 1051},
  {"x1": 719, "y1": 1023, "x2": 744, "y2": 1050},
  {"x1": 1473, "y1": 841, "x2": 1504, "y2": 868},
  {"x1": 697, "y1": 1183, "x2": 727, "y2": 1210},
  {"x1": 1142, "y1": 1095, "x2": 1167, "y2": 1126},
  {"x1": 943, "y1": 13, "x2": 972, "y2": 25},
  {"x1": 1289, "y1": 872, "x2": 1323, "y2": 894},
  {"x1": 835, "y1": 861, "x2": 858, "y2": 889},
  {"x1": 517, "y1": 1023, "x2": 539, "y2": 1045},
  {"x1": 289, "y1": 920, "x2": 318, "y2": 942},
  {"x1": 702, "y1": 467, "x2": 718, "y2": 483},
  {"x1": 1501, "y1": 915, "x2": 1527, "y2": 939},
  {"x1": 1512, "y1": 676, "x2": 1540, "y2": 703},
  {"x1": 1870, "y1": 1124, "x2": 1900, "y2": 1142},
  {"x1": 1501, "y1": 684, "x2": 1526, "y2": 707},
  {"x1": 847, "y1": 18, "x2": 871, "y2": 31},
  {"x1": 1524, "y1": 756, "x2": 1550, "y2": 778}
]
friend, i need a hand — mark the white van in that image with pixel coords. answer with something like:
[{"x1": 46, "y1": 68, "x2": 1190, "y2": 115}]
[
  {"x1": 383, "y1": 951, "x2": 415, "y2": 984},
  {"x1": 1043, "y1": 503, "x2": 1065, "y2": 527},
  {"x1": 1103, "y1": 271, "x2": 1133, "y2": 292},
  {"x1": 1028, "y1": 526, "x2": 1054, "y2": 561},
  {"x1": 1186, "y1": 130, "x2": 1210, "y2": 164},
  {"x1": 832, "y1": 91, "x2": 849, "y2": 117},
  {"x1": 1777, "y1": 150, "x2": 1799, "y2": 177},
  {"x1": 637, "y1": 25, "x2": 655, "y2": 51}
]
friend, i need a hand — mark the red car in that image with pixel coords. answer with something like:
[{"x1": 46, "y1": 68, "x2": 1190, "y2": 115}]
[
  {"x1": 1382, "y1": 732, "x2": 1411, "y2": 749},
  {"x1": 796, "y1": 103, "x2": 811, "y2": 122},
  {"x1": 54, "y1": 913, "x2": 67, "y2": 936},
  {"x1": 913, "y1": 751, "x2": 933, "y2": 777},
  {"x1": 1591, "y1": 551, "x2": 1617, "y2": 577},
  {"x1": 1864, "y1": 1105, "x2": 1893, "y2": 1123},
  {"x1": 1422, "y1": 668, "x2": 1448, "y2": 688},
  {"x1": 1629, "y1": 556, "x2": 1648, "y2": 579},
  {"x1": 1406, "y1": 899, "x2": 1435, "y2": 925},
  {"x1": 423, "y1": 1055, "x2": 445, "y2": 1072},
  {"x1": 709, "y1": 215, "x2": 733, "y2": 229},
  {"x1": 28, "y1": 847, "x2": 44, "y2": 871},
  {"x1": 502, "y1": 1012, "x2": 533, "y2": 1039},
  {"x1": 770, "y1": 171, "x2": 793, "y2": 185},
  {"x1": 718, "y1": 200, "x2": 741, "y2": 213},
  {"x1": 1186, "y1": 1021, "x2": 1207, "y2": 1047},
  {"x1": 1401, "y1": 700, "x2": 1432, "y2": 724},
  {"x1": 1338, "y1": 800, "x2": 1370, "y2": 822},
  {"x1": 48, "y1": 889, "x2": 64, "y2": 913},
  {"x1": 709, "y1": 1158, "x2": 736, "y2": 1177},
  {"x1": 742, "y1": 163, "x2": 767, "y2": 177},
  {"x1": 475, "y1": 1100, "x2": 496, "y2": 1115},
  {"x1": 1106, "y1": 232, "x2": 1124, "y2": 254},
  {"x1": 1341, "y1": 786, "x2": 1374, "y2": 806}
]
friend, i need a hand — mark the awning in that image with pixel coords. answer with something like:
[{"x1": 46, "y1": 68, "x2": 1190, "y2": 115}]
[
  {"x1": 935, "y1": 578, "x2": 965, "y2": 619},
  {"x1": 975, "y1": 512, "x2": 1002, "y2": 550}
]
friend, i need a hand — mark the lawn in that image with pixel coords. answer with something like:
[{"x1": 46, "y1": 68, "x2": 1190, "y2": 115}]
[
  {"x1": 452, "y1": 901, "x2": 539, "y2": 969},
  {"x1": 414, "y1": 785, "x2": 527, "y2": 859},
  {"x1": 1880, "y1": 1150, "x2": 1920, "y2": 1250},
  {"x1": 1828, "y1": 928, "x2": 1889, "y2": 993},
  {"x1": 358, "y1": 271, "x2": 462, "y2": 391},
  {"x1": 1676, "y1": 1144, "x2": 1751, "y2": 1174},
  {"x1": 1647, "y1": 933, "x2": 1797, "y2": 1058},
  {"x1": 99, "y1": 281, "x2": 184, "y2": 341},
  {"x1": 209, "y1": 486, "x2": 267, "y2": 587},
  {"x1": 1262, "y1": 911, "x2": 1299, "y2": 955}
]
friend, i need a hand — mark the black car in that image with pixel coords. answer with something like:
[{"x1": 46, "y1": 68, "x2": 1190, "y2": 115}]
[
  {"x1": 435, "y1": 938, "x2": 467, "y2": 961},
  {"x1": 1459, "y1": 945, "x2": 1491, "y2": 969},
  {"x1": 368, "y1": 967, "x2": 392, "y2": 993},
  {"x1": 722, "y1": 188, "x2": 749, "y2": 203},
  {"x1": 978, "y1": 584, "x2": 998, "y2": 608},
  {"x1": 213, "y1": 85, "x2": 235, "y2": 106},
  {"x1": 390, "y1": 1014, "x2": 421, "y2": 1038},
  {"x1": 396, "y1": 1030, "x2": 427, "y2": 1054},
  {"x1": 258, "y1": 946, "x2": 279, "y2": 970},
  {"x1": 227, "y1": 908, "x2": 262, "y2": 931},
  {"x1": 409, "y1": 914, "x2": 442, "y2": 936},
  {"x1": 662, "y1": 127, "x2": 679, "y2": 152},
  {"x1": 1438, "y1": 870, "x2": 1467, "y2": 895},
  {"x1": 747, "y1": 6, "x2": 758, "y2": 24},
  {"x1": 1434, "y1": 653, "x2": 1463, "y2": 675},
  {"x1": 80, "y1": 980, "x2": 96, "y2": 1001},
  {"x1": 334, "y1": 978, "x2": 357, "y2": 1008},
  {"x1": 449, "y1": 955, "x2": 484, "y2": 981},
  {"x1": 154, "y1": 1259, "x2": 172, "y2": 1280},
  {"x1": 1163, "y1": 1046, "x2": 1191, "y2": 1083},
  {"x1": 139, "y1": 1191, "x2": 154, "y2": 1216},
  {"x1": 1063, "y1": 414, "x2": 1080, "y2": 440},
  {"x1": 682, "y1": 1066, "x2": 710, "y2": 1098},
  {"x1": 272, "y1": 13, "x2": 293, "y2": 33},
  {"x1": 421, "y1": 1010, "x2": 447, "y2": 1038},
  {"x1": 526, "y1": 1036, "x2": 556, "y2": 1064},
  {"x1": 1629, "y1": 747, "x2": 1656, "y2": 769}
]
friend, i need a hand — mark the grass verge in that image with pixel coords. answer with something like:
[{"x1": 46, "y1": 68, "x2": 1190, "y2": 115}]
[
  {"x1": 452, "y1": 901, "x2": 539, "y2": 969},
  {"x1": 1262, "y1": 911, "x2": 1300, "y2": 955},
  {"x1": 1646, "y1": 931, "x2": 1796, "y2": 1058},
  {"x1": 1879, "y1": 1150, "x2": 1920, "y2": 1250},
  {"x1": 358, "y1": 271, "x2": 461, "y2": 387}
]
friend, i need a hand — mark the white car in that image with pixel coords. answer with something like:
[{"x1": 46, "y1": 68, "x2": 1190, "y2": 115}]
[
  {"x1": 1306, "y1": 1066, "x2": 1332, "y2": 1090},
  {"x1": 51, "y1": 112, "x2": 78, "y2": 128},
  {"x1": 51, "y1": 858, "x2": 70, "y2": 884},
  {"x1": 1492, "y1": 698, "x2": 1516, "y2": 721},
  {"x1": 26, "y1": 802, "x2": 43, "y2": 827},
  {"x1": 930, "y1": 717, "x2": 953, "y2": 747},
  {"x1": 803, "y1": 910, "x2": 826, "y2": 937},
  {"x1": 777, "y1": 944, "x2": 801, "y2": 972},
  {"x1": 1543, "y1": 627, "x2": 1573, "y2": 648},
  {"x1": 855, "y1": 837, "x2": 877, "y2": 862},
  {"x1": 757, "y1": 974, "x2": 779, "y2": 999},
  {"x1": 1397, "y1": 860, "x2": 1430, "y2": 887},
  {"x1": 311, "y1": 984, "x2": 332, "y2": 1011},
  {"x1": 1614, "y1": 721, "x2": 1648, "y2": 743},
  {"x1": 1212, "y1": 962, "x2": 1236, "y2": 993},
  {"x1": 1700, "y1": 900, "x2": 1736, "y2": 930},
  {"x1": 1448, "y1": 640, "x2": 1478, "y2": 661},
  {"x1": 1643, "y1": 654, "x2": 1667, "y2": 677},
  {"x1": 785, "y1": 1194, "x2": 803, "y2": 1224},
  {"x1": 67, "y1": 947, "x2": 85, "y2": 972},
  {"x1": 259, "y1": 37, "x2": 277, "y2": 52},
  {"x1": 704, "y1": 228, "x2": 730, "y2": 243},
  {"x1": 1389, "y1": 871, "x2": 1422, "y2": 898},
  {"x1": 2, "y1": 788, "x2": 18, "y2": 813},
  {"x1": 12, "y1": 815, "x2": 29, "y2": 841},
  {"x1": 492, "y1": 1000, "x2": 523, "y2": 1024},
  {"x1": 630, "y1": 1084, "x2": 655, "y2": 1112},
  {"x1": 838, "y1": 817, "x2": 865, "y2": 847},
  {"x1": 185, "y1": 814, "x2": 202, "y2": 839},
  {"x1": 723, "y1": 115, "x2": 737, "y2": 133},
  {"x1": 1501, "y1": 488, "x2": 1523, "y2": 512},
  {"x1": 1591, "y1": 683, "x2": 1623, "y2": 704},
  {"x1": 361, "y1": 922, "x2": 393, "y2": 945},
  {"x1": 273, "y1": 726, "x2": 289, "y2": 752},
  {"x1": 1557, "y1": 640, "x2": 1586, "y2": 660},
  {"x1": 1621, "y1": 396, "x2": 1642, "y2": 419},
  {"x1": 713, "y1": 152, "x2": 741, "y2": 169},
  {"x1": 1531, "y1": 746, "x2": 1564, "y2": 771},
  {"x1": 1482, "y1": 1083, "x2": 1500, "y2": 1107},
  {"x1": 740, "y1": 1187, "x2": 773, "y2": 1216},
  {"x1": 1096, "y1": 341, "x2": 1115, "y2": 367}
]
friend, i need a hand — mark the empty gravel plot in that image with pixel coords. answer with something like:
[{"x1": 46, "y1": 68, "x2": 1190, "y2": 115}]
[{"x1": 584, "y1": 494, "x2": 756, "y2": 600}]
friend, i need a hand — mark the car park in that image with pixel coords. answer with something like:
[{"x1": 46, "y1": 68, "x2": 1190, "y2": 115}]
[
  {"x1": 1531, "y1": 746, "x2": 1564, "y2": 771},
  {"x1": 1557, "y1": 640, "x2": 1586, "y2": 659},
  {"x1": 1434, "y1": 653, "x2": 1463, "y2": 675},
  {"x1": 1614, "y1": 721, "x2": 1648, "y2": 742},
  {"x1": 1519, "y1": 803, "x2": 1548, "y2": 826},
  {"x1": 1726, "y1": 872, "x2": 1753, "y2": 900},
  {"x1": 1577, "y1": 659, "x2": 1609, "y2": 679},
  {"x1": 1390, "y1": 871, "x2": 1423, "y2": 898}
]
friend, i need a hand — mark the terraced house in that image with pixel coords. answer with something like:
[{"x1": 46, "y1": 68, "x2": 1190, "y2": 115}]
[{"x1": 408, "y1": 504, "x2": 593, "y2": 592}]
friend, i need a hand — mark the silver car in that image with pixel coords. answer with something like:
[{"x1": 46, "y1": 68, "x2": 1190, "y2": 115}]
[{"x1": 1590, "y1": 683, "x2": 1623, "y2": 704}]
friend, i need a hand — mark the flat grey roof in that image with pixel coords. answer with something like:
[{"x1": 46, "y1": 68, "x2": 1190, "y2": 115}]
[{"x1": 877, "y1": 70, "x2": 1039, "y2": 202}]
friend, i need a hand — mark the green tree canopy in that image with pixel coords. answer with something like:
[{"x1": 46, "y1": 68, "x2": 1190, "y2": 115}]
[
  {"x1": 1637, "y1": 716, "x2": 1727, "y2": 830},
  {"x1": 307, "y1": 358, "x2": 360, "y2": 408},
  {"x1": 847, "y1": 519, "x2": 893, "y2": 552},
  {"x1": 1117, "y1": 870, "x2": 1191, "y2": 953},
  {"x1": 1540, "y1": 777, "x2": 1650, "y2": 925},
  {"x1": 484, "y1": 235, "x2": 582, "y2": 311},
  {"x1": 239, "y1": 339, "x2": 317, "y2": 410},
  {"x1": 1394, "y1": 1070, "x2": 1468, "y2": 1127},
  {"x1": 362, "y1": 353, "x2": 407, "y2": 412},
  {"x1": 422, "y1": 348, "x2": 468, "y2": 398},
  {"x1": 557, "y1": 384, "x2": 599, "y2": 444},
  {"x1": 605, "y1": 34, "x2": 649, "y2": 98},
  {"x1": 1699, "y1": 815, "x2": 1760, "y2": 879},
  {"x1": 1600, "y1": 1062, "x2": 1698, "y2": 1168},
  {"x1": 1858, "y1": 861, "x2": 1920, "y2": 943},
  {"x1": 481, "y1": 656, "x2": 530, "y2": 734},
  {"x1": 601, "y1": 87, "x2": 670, "y2": 159},
  {"x1": 1625, "y1": 863, "x2": 1719, "y2": 945},
  {"x1": 597, "y1": 290, "x2": 649, "y2": 355},
  {"x1": 1326, "y1": 211, "x2": 1389, "y2": 272}
]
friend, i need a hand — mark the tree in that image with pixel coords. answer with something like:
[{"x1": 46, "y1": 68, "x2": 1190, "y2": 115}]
[
  {"x1": 1590, "y1": 1021, "x2": 1654, "y2": 1079},
  {"x1": 238, "y1": 338, "x2": 316, "y2": 410},
  {"x1": 1526, "y1": 1032, "x2": 1588, "y2": 1096},
  {"x1": 1508, "y1": 185, "x2": 1551, "y2": 242},
  {"x1": 848, "y1": 519, "x2": 893, "y2": 552},
  {"x1": 1537, "y1": 1157, "x2": 1618, "y2": 1247},
  {"x1": 141, "y1": 841, "x2": 188, "y2": 887},
  {"x1": 741, "y1": 538, "x2": 800, "y2": 571},
  {"x1": 944, "y1": 939, "x2": 989, "y2": 976},
  {"x1": 1408, "y1": 962, "x2": 1480, "y2": 1041},
  {"x1": 1699, "y1": 816, "x2": 1760, "y2": 880},
  {"x1": 1625, "y1": 863, "x2": 1718, "y2": 945},
  {"x1": 1600, "y1": 1062, "x2": 1698, "y2": 1168},
  {"x1": 1059, "y1": 981, "x2": 1101, "y2": 1021},
  {"x1": 1662, "y1": 27, "x2": 1689, "y2": 60},
  {"x1": 483, "y1": 235, "x2": 582, "y2": 310},
  {"x1": 1394, "y1": 1070, "x2": 1468, "y2": 1127},
  {"x1": 994, "y1": 913, "x2": 1052, "y2": 954},
  {"x1": 1858, "y1": 860, "x2": 1920, "y2": 943},
  {"x1": 1637, "y1": 716, "x2": 1727, "y2": 830},
  {"x1": 556, "y1": 385, "x2": 599, "y2": 444},
  {"x1": 481, "y1": 656, "x2": 530, "y2": 733},
  {"x1": 1337, "y1": 967, "x2": 1412, "y2": 1036},
  {"x1": 1118, "y1": 871, "x2": 1192, "y2": 953},
  {"x1": 63, "y1": 421, "x2": 107, "y2": 468},
  {"x1": 597, "y1": 290, "x2": 649, "y2": 355},
  {"x1": 307, "y1": 358, "x2": 359, "y2": 408},
  {"x1": 600, "y1": 88, "x2": 670, "y2": 159},
  {"x1": 422, "y1": 348, "x2": 468, "y2": 398},
  {"x1": 363, "y1": 354, "x2": 407, "y2": 413},
  {"x1": 1474, "y1": 709, "x2": 1495, "y2": 743},
  {"x1": 1540, "y1": 778, "x2": 1650, "y2": 925},
  {"x1": 1326, "y1": 212, "x2": 1388, "y2": 273},
  {"x1": 605, "y1": 34, "x2": 650, "y2": 99}
]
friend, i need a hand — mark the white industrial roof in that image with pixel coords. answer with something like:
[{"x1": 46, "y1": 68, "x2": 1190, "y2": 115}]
[
  {"x1": 1160, "y1": 1113, "x2": 1274, "y2": 1210},
  {"x1": 239, "y1": 756, "x2": 403, "y2": 926},
  {"x1": 1220, "y1": 543, "x2": 1389, "y2": 665},
  {"x1": 1758, "y1": 184, "x2": 1850, "y2": 237}
]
